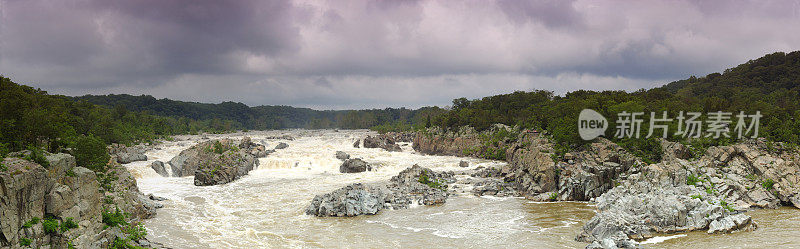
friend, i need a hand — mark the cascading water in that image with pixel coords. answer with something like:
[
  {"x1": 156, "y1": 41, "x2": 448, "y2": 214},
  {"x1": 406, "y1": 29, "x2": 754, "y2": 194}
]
[{"x1": 123, "y1": 130, "x2": 800, "y2": 248}]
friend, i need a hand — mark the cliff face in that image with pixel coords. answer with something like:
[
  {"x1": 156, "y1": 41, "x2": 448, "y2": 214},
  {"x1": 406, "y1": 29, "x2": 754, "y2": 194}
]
[
  {"x1": 0, "y1": 153, "x2": 161, "y2": 248},
  {"x1": 412, "y1": 126, "x2": 515, "y2": 159}
]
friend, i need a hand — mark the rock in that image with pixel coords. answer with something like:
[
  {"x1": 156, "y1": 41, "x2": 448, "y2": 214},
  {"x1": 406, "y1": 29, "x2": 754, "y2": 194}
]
[
  {"x1": 708, "y1": 213, "x2": 757, "y2": 234},
  {"x1": 167, "y1": 139, "x2": 260, "y2": 186},
  {"x1": 340, "y1": 158, "x2": 370, "y2": 173},
  {"x1": 307, "y1": 165, "x2": 454, "y2": 217},
  {"x1": 412, "y1": 127, "x2": 483, "y2": 156},
  {"x1": 353, "y1": 139, "x2": 360, "y2": 148},
  {"x1": 240, "y1": 136, "x2": 270, "y2": 158},
  {"x1": 116, "y1": 152, "x2": 147, "y2": 164},
  {"x1": 274, "y1": 142, "x2": 289, "y2": 150},
  {"x1": 335, "y1": 151, "x2": 350, "y2": 160},
  {"x1": 459, "y1": 160, "x2": 469, "y2": 167},
  {"x1": 109, "y1": 143, "x2": 149, "y2": 164},
  {"x1": 363, "y1": 135, "x2": 402, "y2": 152},
  {"x1": 305, "y1": 183, "x2": 383, "y2": 217},
  {"x1": 0, "y1": 158, "x2": 50, "y2": 246},
  {"x1": 471, "y1": 179, "x2": 518, "y2": 197},
  {"x1": 151, "y1": 161, "x2": 168, "y2": 177}
]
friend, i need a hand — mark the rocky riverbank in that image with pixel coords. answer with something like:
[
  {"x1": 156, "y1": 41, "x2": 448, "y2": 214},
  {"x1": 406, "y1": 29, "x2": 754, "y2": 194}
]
[
  {"x1": 0, "y1": 152, "x2": 165, "y2": 248},
  {"x1": 411, "y1": 126, "x2": 800, "y2": 248}
]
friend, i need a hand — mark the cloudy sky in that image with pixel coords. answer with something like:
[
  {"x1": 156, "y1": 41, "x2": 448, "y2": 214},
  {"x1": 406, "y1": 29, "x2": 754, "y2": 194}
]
[{"x1": 2, "y1": 0, "x2": 800, "y2": 109}]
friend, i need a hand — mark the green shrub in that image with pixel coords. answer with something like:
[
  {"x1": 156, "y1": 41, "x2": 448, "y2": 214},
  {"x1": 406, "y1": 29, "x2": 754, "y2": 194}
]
[
  {"x1": 19, "y1": 237, "x2": 31, "y2": 246},
  {"x1": 418, "y1": 171, "x2": 447, "y2": 190},
  {"x1": 66, "y1": 168, "x2": 77, "y2": 177},
  {"x1": 548, "y1": 192, "x2": 558, "y2": 201},
  {"x1": 25, "y1": 145, "x2": 50, "y2": 168},
  {"x1": 22, "y1": 217, "x2": 39, "y2": 228},
  {"x1": 0, "y1": 161, "x2": 7, "y2": 172},
  {"x1": 762, "y1": 179, "x2": 775, "y2": 191},
  {"x1": 690, "y1": 194, "x2": 703, "y2": 200},
  {"x1": 43, "y1": 217, "x2": 59, "y2": 234},
  {"x1": 60, "y1": 217, "x2": 78, "y2": 232},
  {"x1": 686, "y1": 174, "x2": 701, "y2": 186},
  {"x1": 72, "y1": 135, "x2": 110, "y2": 172},
  {"x1": 123, "y1": 222, "x2": 148, "y2": 241},
  {"x1": 102, "y1": 207, "x2": 127, "y2": 228}
]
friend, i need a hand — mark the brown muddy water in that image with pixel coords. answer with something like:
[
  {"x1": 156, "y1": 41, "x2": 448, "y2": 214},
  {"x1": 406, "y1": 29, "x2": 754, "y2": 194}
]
[{"x1": 123, "y1": 130, "x2": 800, "y2": 248}]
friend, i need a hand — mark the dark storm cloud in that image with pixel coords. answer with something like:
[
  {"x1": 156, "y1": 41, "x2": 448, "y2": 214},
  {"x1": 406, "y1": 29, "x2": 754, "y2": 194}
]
[{"x1": 2, "y1": 0, "x2": 800, "y2": 109}]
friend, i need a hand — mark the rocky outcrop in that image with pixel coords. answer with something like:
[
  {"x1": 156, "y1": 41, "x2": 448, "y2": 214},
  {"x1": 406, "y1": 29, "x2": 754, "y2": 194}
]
[
  {"x1": 239, "y1": 136, "x2": 271, "y2": 158},
  {"x1": 0, "y1": 152, "x2": 163, "y2": 248},
  {"x1": 168, "y1": 138, "x2": 262, "y2": 184},
  {"x1": 363, "y1": 135, "x2": 402, "y2": 152},
  {"x1": 306, "y1": 165, "x2": 454, "y2": 217},
  {"x1": 459, "y1": 160, "x2": 469, "y2": 167},
  {"x1": 151, "y1": 161, "x2": 168, "y2": 177},
  {"x1": 576, "y1": 171, "x2": 756, "y2": 248},
  {"x1": 191, "y1": 140, "x2": 260, "y2": 186},
  {"x1": 109, "y1": 143, "x2": 149, "y2": 164},
  {"x1": 340, "y1": 158, "x2": 370, "y2": 173}
]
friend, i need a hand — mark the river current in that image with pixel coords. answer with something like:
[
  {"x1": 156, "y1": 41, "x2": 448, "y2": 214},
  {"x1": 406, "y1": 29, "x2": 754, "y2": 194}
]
[{"x1": 122, "y1": 130, "x2": 800, "y2": 249}]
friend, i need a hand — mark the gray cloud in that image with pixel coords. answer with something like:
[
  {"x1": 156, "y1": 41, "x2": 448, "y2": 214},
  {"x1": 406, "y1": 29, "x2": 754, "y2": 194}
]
[{"x1": 2, "y1": 0, "x2": 800, "y2": 109}]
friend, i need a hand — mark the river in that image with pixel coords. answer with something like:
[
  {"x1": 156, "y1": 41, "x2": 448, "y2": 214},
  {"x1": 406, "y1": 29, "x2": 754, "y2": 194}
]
[{"x1": 122, "y1": 130, "x2": 800, "y2": 248}]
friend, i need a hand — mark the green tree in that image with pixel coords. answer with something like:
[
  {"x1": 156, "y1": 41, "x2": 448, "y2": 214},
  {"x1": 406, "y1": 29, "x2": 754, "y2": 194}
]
[{"x1": 72, "y1": 135, "x2": 110, "y2": 172}]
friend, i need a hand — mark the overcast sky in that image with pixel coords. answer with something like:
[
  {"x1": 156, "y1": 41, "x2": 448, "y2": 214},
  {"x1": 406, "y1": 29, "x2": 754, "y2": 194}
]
[{"x1": 2, "y1": 0, "x2": 800, "y2": 109}]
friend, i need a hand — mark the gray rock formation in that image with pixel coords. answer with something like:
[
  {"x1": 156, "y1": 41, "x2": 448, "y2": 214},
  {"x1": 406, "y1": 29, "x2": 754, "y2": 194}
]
[
  {"x1": 708, "y1": 213, "x2": 757, "y2": 234},
  {"x1": 363, "y1": 135, "x2": 402, "y2": 152},
  {"x1": 274, "y1": 142, "x2": 289, "y2": 150},
  {"x1": 109, "y1": 143, "x2": 148, "y2": 164},
  {"x1": 151, "y1": 160, "x2": 168, "y2": 177},
  {"x1": 335, "y1": 151, "x2": 350, "y2": 160},
  {"x1": 458, "y1": 160, "x2": 469, "y2": 167},
  {"x1": 339, "y1": 158, "x2": 370, "y2": 173},
  {"x1": 0, "y1": 152, "x2": 161, "y2": 248},
  {"x1": 306, "y1": 165, "x2": 454, "y2": 217},
  {"x1": 168, "y1": 138, "x2": 261, "y2": 185}
]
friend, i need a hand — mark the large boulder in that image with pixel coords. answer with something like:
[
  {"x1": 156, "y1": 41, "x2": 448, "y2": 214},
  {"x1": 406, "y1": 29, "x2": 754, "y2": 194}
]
[
  {"x1": 274, "y1": 142, "x2": 289, "y2": 150},
  {"x1": 339, "y1": 158, "x2": 370, "y2": 173},
  {"x1": 306, "y1": 165, "x2": 454, "y2": 217},
  {"x1": 335, "y1": 151, "x2": 350, "y2": 160},
  {"x1": 363, "y1": 135, "x2": 402, "y2": 152},
  {"x1": 151, "y1": 161, "x2": 168, "y2": 177}
]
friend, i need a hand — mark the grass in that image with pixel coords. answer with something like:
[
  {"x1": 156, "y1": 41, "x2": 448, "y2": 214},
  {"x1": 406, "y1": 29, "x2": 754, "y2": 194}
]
[
  {"x1": 0, "y1": 161, "x2": 7, "y2": 172},
  {"x1": 691, "y1": 194, "x2": 703, "y2": 200}
]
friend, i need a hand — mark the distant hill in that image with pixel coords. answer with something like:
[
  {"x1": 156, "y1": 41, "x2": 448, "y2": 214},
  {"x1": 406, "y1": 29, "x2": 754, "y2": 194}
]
[{"x1": 72, "y1": 94, "x2": 445, "y2": 131}]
